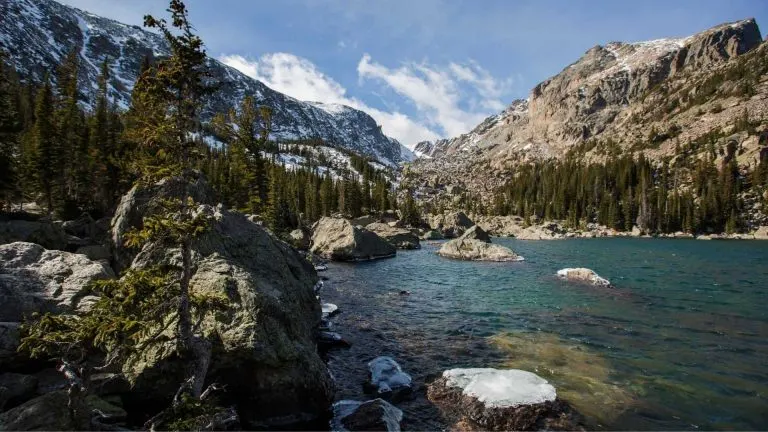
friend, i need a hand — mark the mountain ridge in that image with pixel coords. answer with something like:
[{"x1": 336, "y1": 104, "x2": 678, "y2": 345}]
[{"x1": 0, "y1": 0, "x2": 411, "y2": 167}]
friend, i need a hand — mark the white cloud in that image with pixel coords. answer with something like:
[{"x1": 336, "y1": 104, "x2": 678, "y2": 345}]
[
  {"x1": 220, "y1": 53, "x2": 439, "y2": 146},
  {"x1": 220, "y1": 52, "x2": 513, "y2": 147},
  {"x1": 358, "y1": 54, "x2": 513, "y2": 137}
]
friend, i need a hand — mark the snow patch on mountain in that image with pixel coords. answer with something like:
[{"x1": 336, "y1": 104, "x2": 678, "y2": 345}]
[{"x1": 0, "y1": 0, "x2": 410, "y2": 168}]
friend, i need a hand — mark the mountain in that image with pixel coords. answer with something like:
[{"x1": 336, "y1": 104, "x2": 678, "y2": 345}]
[
  {"x1": 0, "y1": 0, "x2": 410, "y2": 167},
  {"x1": 407, "y1": 18, "x2": 767, "y2": 196}
]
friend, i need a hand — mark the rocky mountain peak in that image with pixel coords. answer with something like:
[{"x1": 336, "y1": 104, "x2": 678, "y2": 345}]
[{"x1": 0, "y1": 0, "x2": 410, "y2": 167}]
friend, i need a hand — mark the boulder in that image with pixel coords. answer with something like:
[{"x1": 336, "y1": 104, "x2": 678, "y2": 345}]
[
  {"x1": 331, "y1": 399, "x2": 403, "y2": 432},
  {"x1": 427, "y1": 368, "x2": 580, "y2": 431},
  {"x1": 61, "y1": 213, "x2": 96, "y2": 239},
  {"x1": 0, "y1": 390, "x2": 85, "y2": 430},
  {"x1": 118, "y1": 200, "x2": 333, "y2": 429},
  {"x1": 289, "y1": 228, "x2": 310, "y2": 250},
  {"x1": 0, "y1": 242, "x2": 115, "y2": 322},
  {"x1": 0, "y1": 220, "x2": 68, "y2": 250},
  {"x1": 350, "y1": 215, "x2": 379, "y2": 227},
  {"x1": 365, "y1": 222, "x2": 421, "y2": 250},
  {"x1": 110, "y1": 172, "x2": 215, "y2": 273},
  {"x1": 429, "y1": 211, "x2": 475, "y2": 238},
  {"x1": 310, "y1": 217, "x2": 396, "y2": 261},
  {"x1": 0, "y1": 373, "x2": 38, "y2": 410},
  {"x1": 461, "y1": 225, "x2": 491, "y2": 242},
  {"x1": 753, "y1": 226, "x2": 768, "y2": 240},
  {"x1": 75, "y1": 245, "x2": 112, "y2": 262},
  {"x1": 365, "y1": 356, "x2": 413, "y2": 401},
  {"x1": 421, "y1": 229, "x2": 444, "y2": 240},
  {"x1": 437, "y1": 239, "x2": 523, "y2": 262},
  {"x1": 556, "y1": 268, "x2": 611, "y2": 287},
  {"x1": 0, "y1": 322, "x2": 21, "y2": 368}
]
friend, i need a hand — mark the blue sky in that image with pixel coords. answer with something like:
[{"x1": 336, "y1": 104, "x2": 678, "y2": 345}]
[{"x1": 59, "y1": 0, "x2": 766, "y2": 147}]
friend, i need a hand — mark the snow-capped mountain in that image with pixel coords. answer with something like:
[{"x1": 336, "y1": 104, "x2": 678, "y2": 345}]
[{"x1": 0, "y1": 0, "x2": 410, "y2": 167}]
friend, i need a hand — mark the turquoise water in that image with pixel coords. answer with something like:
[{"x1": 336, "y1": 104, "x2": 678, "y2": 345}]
[{"x1": 321, "y1": 238, "x2": 768, "y2": 430}]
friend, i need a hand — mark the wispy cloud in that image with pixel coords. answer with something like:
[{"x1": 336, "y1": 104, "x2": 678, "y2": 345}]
[
  {"x1": 220, "y1": 52, "x2": 515, "y2": 146},
  {"x1": 219, "y1": 53, "x2": 440, "y2": 146},
  {"x1": 358, "y1": 54, "x2": 515, "y2": 137}
]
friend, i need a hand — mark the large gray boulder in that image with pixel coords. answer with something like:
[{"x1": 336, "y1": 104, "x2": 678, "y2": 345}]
[
  {"x1": 0, "y1": 219, "x2": 68, "y2": 250},
  {"x1": 365, "y1": 222, "x2": 421, "y2": 250},
  {"x1": 429, "y1": 211, "x2": 475, "y2": 238},
  {"x1": 118, "y1": 200, "x2": 333, "y2": 429},
  {"x1": 310, "y1": 217, "x2": 396, "y2": 261},
  {"x1": 437, "y1": 238, "x2": 523, "y2": 262},
  {"x1": 427, "y1": 368, "x2": 580, "y2": 431},
  {"x1": 110, "y1": 172, "x2": 215, "y2": 273},
  {"x1": 0, "y1": 242, "x2": 115, "y2": 322}
]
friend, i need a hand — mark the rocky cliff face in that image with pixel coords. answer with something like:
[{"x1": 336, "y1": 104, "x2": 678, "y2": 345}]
[
  {"x1": 0, "y1": 0, "x2": 409, "y2": 167},
  {"x1": 406, "y1": 18, "x2": 767, "y2": 201}
]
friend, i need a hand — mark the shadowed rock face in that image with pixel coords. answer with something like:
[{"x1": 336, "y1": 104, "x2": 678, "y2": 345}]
[
  {"x1": 427, "y1": 369, "x2": 582, "y2": 431},
  {"x1": 331, "y1": 399, "x2": 403, "y2": 432},
  {"x1": 311, "y1": 217, "x2": 396, "y2": 261},
  {"x1": 112, "y1": 179, "x2": 333, "y2": 430}
]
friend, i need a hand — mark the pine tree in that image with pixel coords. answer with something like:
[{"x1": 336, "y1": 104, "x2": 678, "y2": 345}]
[
  {"x1": 0, "y1": 52, "x2": 20, "y2": 210},
  {"x1": 33, "y1": 77, "x2": 58, "y2": 215}
]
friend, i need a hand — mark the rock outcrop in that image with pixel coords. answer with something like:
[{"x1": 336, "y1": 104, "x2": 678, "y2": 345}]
[
  {"x1": 365, "y1": 223, "x2": 421, "y2": 250},
  {"x1": 310, "y1": 217, "x2": 396, "y2": 261},
  {"x1": 112, "y1": 181, "x2": 334, "y2": 429},
  {"x1": 557, "y1": 268, "x2": 612, "y2": 286},
  {"x1": 331, "y1": 399, "x2": 403, "y2": 432},
  {"x1": 428, "y1": 212, "x2": 475, "y2": 238},
  {"x1": 437, "y1": 229, "x2": 522, "y2": 262},
  {"x1": 460, "y1": 225, "x2": 491, "y2": 242},
  {"x1": 427, "y1": 368, "x2": 580, "y2": 431},
  {"x1": 110, "y1": 172, "x2": 215, "y2": 273},
  {"x1": 0, "y1": 242, "x2": 115, "y2": 322}
]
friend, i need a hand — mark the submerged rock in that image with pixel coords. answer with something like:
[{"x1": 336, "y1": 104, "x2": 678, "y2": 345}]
[
  {"x1": 557, "y1": 268, "x2": 611, "y2": 286},
  {"x1": 365, "y1": 356, "x2": 413, "y2": 401},
  {"x1": 318, "y1": 331, "x2": 351, "y2": 348},
  {"x1": 365, "y1": 222, "x2": 421, "y2": 250},
  {"x1": 310, "y1": 217, "x2": 396, "y2": 261},
  {"x1": 331, "y1": 399, "x2": 403, "y2": 432},
  {"x1": 428, "y1": 368, "x2": 579, "y2": 431},
  {"x1": 437, "y1": 238, "x2": 523, "y2": 262},
  {"x1": 0, "y1": 242, "x2": 115, "y2": 322}
]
